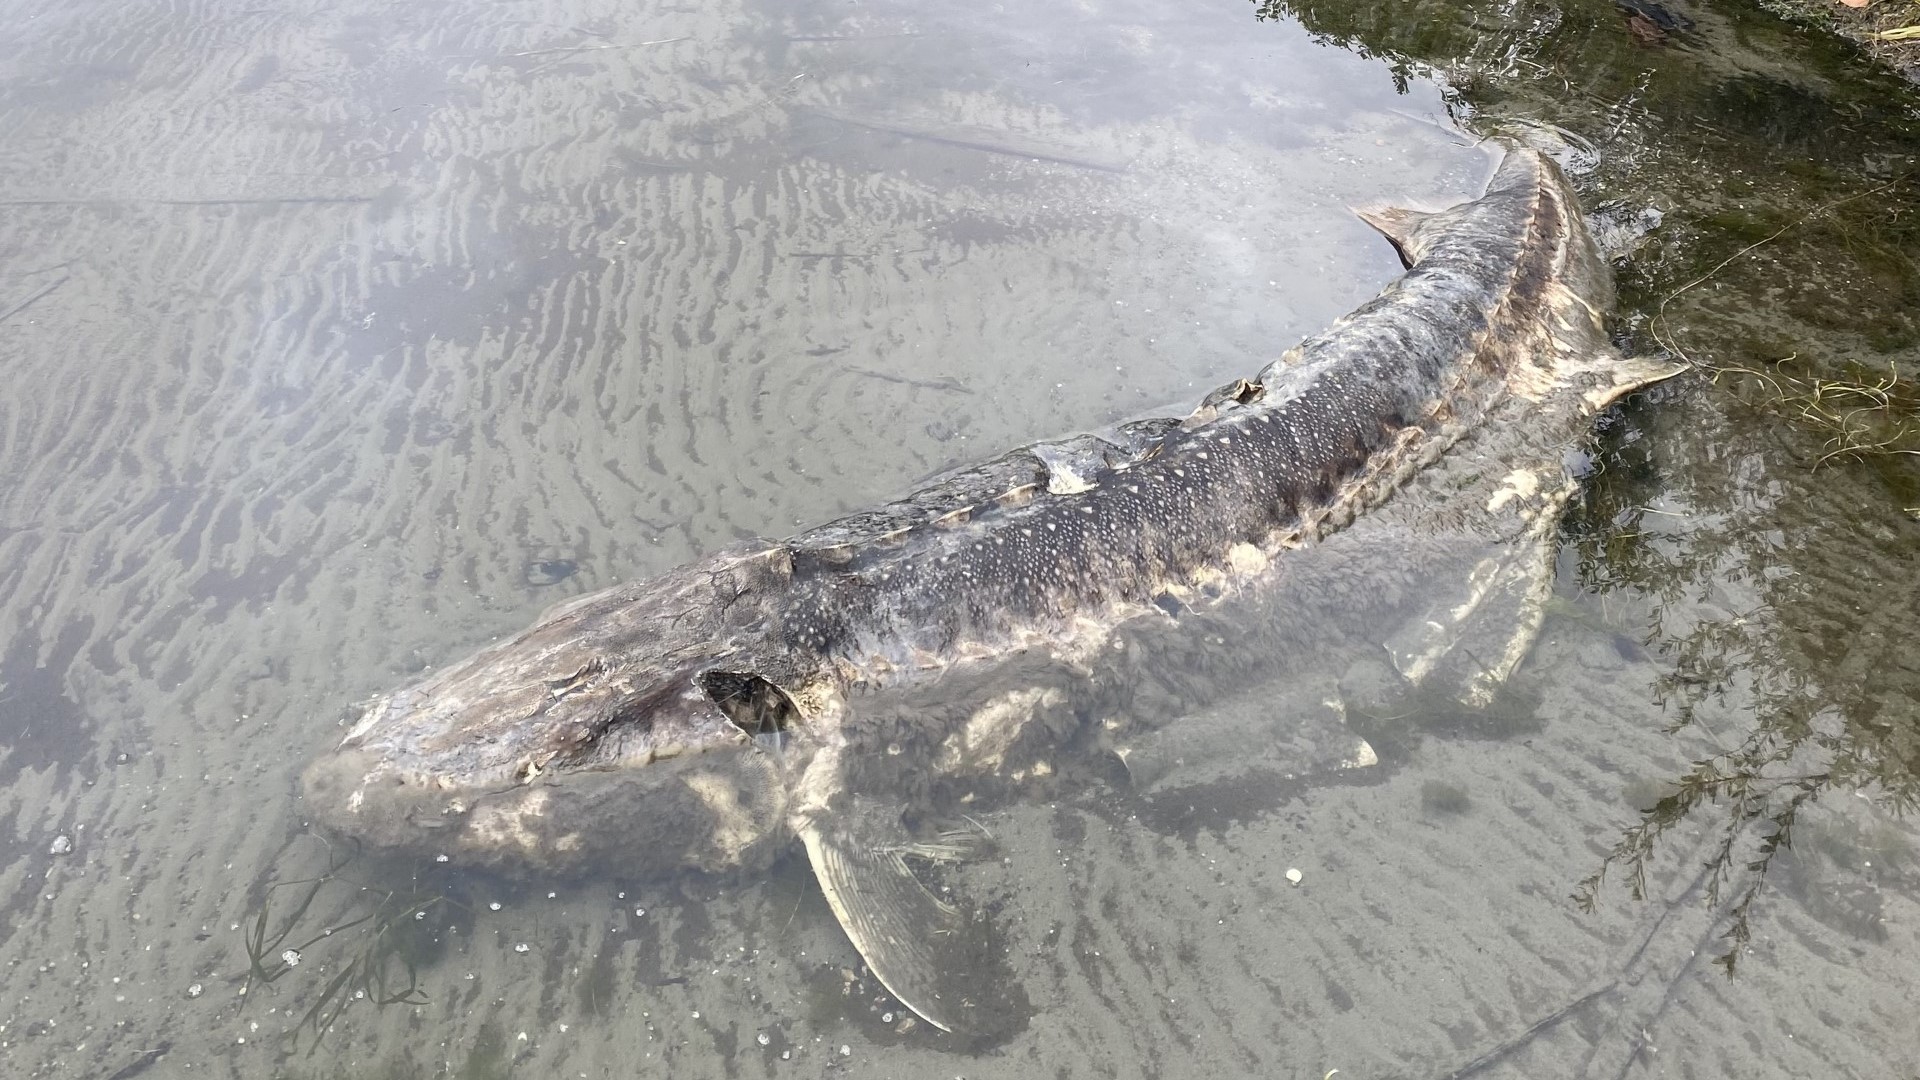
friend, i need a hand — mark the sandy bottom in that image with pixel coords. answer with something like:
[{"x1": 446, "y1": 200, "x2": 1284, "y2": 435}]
[{"x1": 0, "y1": 0, "x2": 1913, "y2": 1076}]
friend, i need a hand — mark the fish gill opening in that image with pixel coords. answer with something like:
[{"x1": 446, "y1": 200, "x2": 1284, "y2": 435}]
[{"x1": 699, "y1": 670, "x2": 797, "y2": 749}]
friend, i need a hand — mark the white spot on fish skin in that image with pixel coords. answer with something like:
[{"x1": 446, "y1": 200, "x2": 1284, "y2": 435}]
[
  {"x1": 937, "y1": 687, "x2": 1067, "y2": 772},
  {"x1": 685, "y1": 772, "x2": 764, "y2": 862},
  {"x1": 1047, "y1": 463, "x2": 1096, "y2": 495},
  {"x1": 1341, "y1": 740, "x2": 1379, "y2": 769},
  {"x1": 468, "y1": 788, "x2": 555, "y2": 855},
  {"x1": 1225, "y1": 542, "x2": 1269, "y2": 576},
  {"x1": 1487, "y1": 468, "x2": 1541, "y2": 513}
]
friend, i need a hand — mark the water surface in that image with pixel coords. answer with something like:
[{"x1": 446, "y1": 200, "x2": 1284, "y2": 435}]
[{"x1": 0, "y1": 0, "x2": 1916, "y2": 1076}]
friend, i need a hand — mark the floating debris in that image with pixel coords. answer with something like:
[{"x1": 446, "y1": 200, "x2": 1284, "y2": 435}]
[
  {"x1": 48, "y1": 835, "x2": 72, "y2": 856},
  {"x1": 1285, "y1": 867, "x2": 1304, "y2": 886},
  {"x1": 757, "y1": 1031, "x2": 772, "y2": 1047},
  {"x1": 280, "y1": 949, "x2": 301, "y2": 967},
  {"x1": 186, "y1": 983, "x2": 203, "y2": 998},
  {"x1": 488, "y1": 901, "x2": 502, "y2": 911},
  {"x1": 513, "y1": 943, "x2": 530, "y2": 953}
]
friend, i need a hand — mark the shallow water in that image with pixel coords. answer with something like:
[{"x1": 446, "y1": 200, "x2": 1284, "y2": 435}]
[{"x1": 1, "y1": 0, "x2": 1916, "y2": 1076}]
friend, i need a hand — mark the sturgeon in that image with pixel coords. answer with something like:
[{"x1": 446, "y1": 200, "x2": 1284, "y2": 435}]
[{"x1": 301, "y1": 145, "x2": 1678, "y2": 1032}]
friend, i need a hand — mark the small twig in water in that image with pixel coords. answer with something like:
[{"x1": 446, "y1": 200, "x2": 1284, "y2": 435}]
[
  {"x1": 0, "y1": 275, "x2": 68, "y2": 324},
  {"x1": 1439, "y1": 982, "x2": 1619, "y2": 1080}
]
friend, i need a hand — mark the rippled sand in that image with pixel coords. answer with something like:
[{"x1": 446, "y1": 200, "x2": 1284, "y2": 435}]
[{"x1": 1, "y1": 0, "x2": 1914, "y2": 1076}]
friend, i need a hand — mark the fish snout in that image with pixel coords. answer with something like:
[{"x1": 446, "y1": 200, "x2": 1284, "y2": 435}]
[{"x1": 299, "y1": 747, "x2": 455, "y2": 854}]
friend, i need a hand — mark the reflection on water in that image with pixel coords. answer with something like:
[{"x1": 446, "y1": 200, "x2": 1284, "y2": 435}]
[
  {"x1": 1256, "y1": 0, "x2": 1920, "y2": 968},
  {"x1": 0, "y1": 0, "x2": 1917, "y2": 1075}
]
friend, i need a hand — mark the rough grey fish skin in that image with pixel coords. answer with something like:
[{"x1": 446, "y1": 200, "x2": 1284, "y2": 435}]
[{"x1": 300, "y1": 144, "x2": 1676, "y2": 1027}]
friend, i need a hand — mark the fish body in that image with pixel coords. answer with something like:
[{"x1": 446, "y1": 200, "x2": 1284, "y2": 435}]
[{"x1": 301, "y1": 144, "x2": 1677, "y2": 1030}]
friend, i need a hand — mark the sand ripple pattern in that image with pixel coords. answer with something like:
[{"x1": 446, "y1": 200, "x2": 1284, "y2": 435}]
[{"x1": 1, "y1": 0, "x2": 1914, "y2": 1077}]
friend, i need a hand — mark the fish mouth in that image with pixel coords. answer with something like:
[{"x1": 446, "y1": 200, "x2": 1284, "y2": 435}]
[
  {"x1": 299, "y1": 736, "x2": 792, "y2": 875},
  {"x1": 300, "y1": 667, "x2": 806, "y2": 872}
]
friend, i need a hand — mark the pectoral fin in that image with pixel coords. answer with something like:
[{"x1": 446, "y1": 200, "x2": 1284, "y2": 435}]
[
  {"x1": 798, "y1": 801, "x2": 988, "y2": 1033},
  {"x1": 1116, "y1": 676, "x2": 1377, "y2": 794}
]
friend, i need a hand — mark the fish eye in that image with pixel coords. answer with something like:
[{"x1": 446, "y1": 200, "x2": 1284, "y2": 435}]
[{"x1": 698, "y1": 670, "x2": 796, "y2": 747}]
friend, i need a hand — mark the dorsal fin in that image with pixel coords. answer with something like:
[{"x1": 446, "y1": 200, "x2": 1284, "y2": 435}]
[{"x1": 1354, "y1": 205, "x2": 1434, "y2": 268}]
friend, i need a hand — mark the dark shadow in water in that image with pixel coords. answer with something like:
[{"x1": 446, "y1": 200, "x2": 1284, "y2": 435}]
[
  {"x1": 800, "y1": 887, "x2": 1032, "y2": 1051},
  {"x1": 248, "y1": 837, "x2": 1034, "y2": 1057},
  {"x1": 0, "y1": 619, "x2": 100, "y2": 783}
]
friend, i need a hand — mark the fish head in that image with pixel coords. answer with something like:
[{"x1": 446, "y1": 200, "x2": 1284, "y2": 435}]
[{"x1": 301, "y1": 547, "x2": 824, "y2": 875}]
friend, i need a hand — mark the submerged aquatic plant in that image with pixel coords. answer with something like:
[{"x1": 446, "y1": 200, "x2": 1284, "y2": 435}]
[
  {"x1": 1711, "y1": 356, "x2": 1920, "y2": 464},
  {"x1": 242, "y1": 845, "x2": 456, "y2": 1053},
  {"x1": 1571, "y1": 720, "x2": 1832, "y2": 973},
  {"x1": 1570, "y1": 397, "x2": 1920, "y2": 972}
]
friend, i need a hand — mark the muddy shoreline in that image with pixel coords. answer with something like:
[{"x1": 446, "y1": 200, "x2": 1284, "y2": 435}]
[{"x1": 1764, "y1": 0, "x2": 1920, "y2": 81}]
